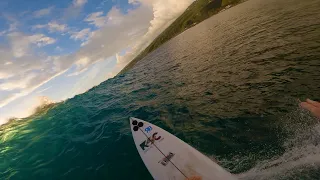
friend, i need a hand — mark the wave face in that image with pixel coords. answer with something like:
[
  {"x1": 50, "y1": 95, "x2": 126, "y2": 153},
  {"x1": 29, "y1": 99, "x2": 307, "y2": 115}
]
[{"x1": 1, "y1": 0, "x2": 320, "y2": 179}]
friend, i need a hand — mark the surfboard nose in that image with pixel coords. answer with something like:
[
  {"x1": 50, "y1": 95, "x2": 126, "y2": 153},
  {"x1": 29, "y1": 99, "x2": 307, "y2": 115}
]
[
  {"x1": 130, "y1": 117, "x2": 141, "y2": 132},
  {"x1": 130, "y1": 117, "x2": 135, "y2": 125},
  {"x1": 130, "y1": 117, "x2": 138, "y2": 127}
]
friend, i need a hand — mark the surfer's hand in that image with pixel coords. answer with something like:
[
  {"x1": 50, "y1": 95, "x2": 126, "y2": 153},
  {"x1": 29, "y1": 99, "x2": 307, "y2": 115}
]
[
  {"x1": 187, "y1": 176, "x2": 202, "y2": 180},
  {"x1": 300, "y1": 99, "x2": 320, "y2": 119}
]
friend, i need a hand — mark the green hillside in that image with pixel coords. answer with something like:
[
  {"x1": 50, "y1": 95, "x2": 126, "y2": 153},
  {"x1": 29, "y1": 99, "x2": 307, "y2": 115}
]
[{"x1": 119, "y1": 0, "x2": 243, "y2": 74}]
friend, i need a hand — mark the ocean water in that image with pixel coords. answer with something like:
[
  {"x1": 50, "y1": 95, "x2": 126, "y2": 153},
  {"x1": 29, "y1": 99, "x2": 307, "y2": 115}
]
[{"x1": 1, "y1": 0, "x2": 320, "y2": 179}]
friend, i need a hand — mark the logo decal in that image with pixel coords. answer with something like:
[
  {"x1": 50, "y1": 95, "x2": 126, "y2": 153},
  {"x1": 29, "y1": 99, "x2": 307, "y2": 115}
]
[
  {"x1": 132, "y1": 120, "x2": 144, "y2": 131},
  {"x1": 159, "y1": 152, "x2": 175, "y2": 166},
  {"x1": 139, "y1": 132, "x2": 163, "y2": 151},
  {"x1": 144, "y1": 126, "x2": 153, "y2": 133}
]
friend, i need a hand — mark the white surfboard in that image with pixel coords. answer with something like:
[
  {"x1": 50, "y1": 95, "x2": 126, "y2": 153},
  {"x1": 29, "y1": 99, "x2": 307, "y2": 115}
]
[{"x1": 130, "y1": 117, "x2": 237, "y2": 180}]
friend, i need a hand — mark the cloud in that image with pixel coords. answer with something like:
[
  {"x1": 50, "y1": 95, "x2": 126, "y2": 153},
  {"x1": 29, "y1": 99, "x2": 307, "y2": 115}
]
[
  {"x1": 33, "y1": 21, "x2": 68, "y2": 33},
  {"x1": 8, "y1": 32, "x2": 56, "y2": 58},
  {"x1": 73, "y1": 0, "x2": 87, "y2": 7},
  {"x1": 75, "y1": 57, "x2": 90, "y2": 67},
  {"x1": 0, "y1": 32, "x2": 61, "y2": 108},
  {"x1": 33, "y1": 35, "x2": 56, "y2": 47},
  {"x1": 64, "y1": 0, "x2": 88, "y2": 18},
  {"x1": 3, "y1": 14, "x2": 20, "y2": 32},
  {"x1": 0, "y1": 69, "x2": 67, "y2": 108},
  {"x1": 85, "y1": 8, "x2": 127, "y2": 28},
  {"x1": 0, "y1": 73, "x2": 36, "y2": 91},
  {"x1": 0, "y1": 30, "x2": 7, "y2": 36},
  {"x1": 106, "y1": 8, "x2": 125, "y2": 25},
  {"x1": 8, "y1": 32, "x2": 32, "y2": 58},
  {"x1": 48, "y1": 21, "x2": 68, "y2": 32},
  {"x1": 36, "y1": 86, "x2": 52, "y2": 94},
  {"x1": 64, "y1": 6, "x2": 153, "y2": 73},
  {"x1": 112, "y1": 0, "x2": 194, "y2": 72},
  {"x1": 85, "y1": 12, "x2": 105, "y2": 28},
  {"x1": 70, "y1": 28, "x2": 91, "y2": 41},
  {"x1": 67, "y1": 67, "x2": 88, "y2": 77},
  {"x1": 146, "y1": 0, "x2": 194, "y2": 36},
  {"x1": 33, "y1": 7, "x2": 54, "y2": 18},
  {"x1": 96, "y1": 0, "x2": 108, "y2": 9},
  {"x1": 128, "y1": 0, "x2": 140, "y2": 5},
  {"x1": 0, "y1": 72, "x2": 13, "y2": 79},
  {"x1": 69, "y1": 0, "x2": 193, "y2": 76},
  {"x1": 32, "y1": 24, "x2": 47, "y2": 29},
  {"x1": 55, "y1": 46, "x2": 63, "y2": 52}
]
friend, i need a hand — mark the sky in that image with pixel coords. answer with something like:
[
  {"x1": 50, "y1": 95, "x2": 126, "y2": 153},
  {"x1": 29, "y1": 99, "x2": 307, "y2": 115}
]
[{"x1": 0, "y1": 0, "x2": 194, "y2": 124}]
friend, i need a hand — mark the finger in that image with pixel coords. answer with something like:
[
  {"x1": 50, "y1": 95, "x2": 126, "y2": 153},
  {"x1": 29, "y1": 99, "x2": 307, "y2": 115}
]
[
  {"x1": 300, "y1": 102, "x2": 320, "y2": 119},
  {"x1": 300, "y1": 102, "x2": 317, "y2": 113},
  {"x1": 306, "y1": 99, "x2": 320, "y2": 108}
]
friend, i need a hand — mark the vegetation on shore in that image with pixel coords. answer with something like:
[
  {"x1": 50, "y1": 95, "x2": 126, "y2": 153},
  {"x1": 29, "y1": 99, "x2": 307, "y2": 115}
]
[{"x1": 119, "y1": 0, "x2": 244, "y2": 74}]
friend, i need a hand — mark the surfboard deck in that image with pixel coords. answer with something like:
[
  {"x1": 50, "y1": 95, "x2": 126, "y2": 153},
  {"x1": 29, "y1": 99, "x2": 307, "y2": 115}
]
[{"x1": 130, "y1": 117, "x2": 237, "y2": 180}]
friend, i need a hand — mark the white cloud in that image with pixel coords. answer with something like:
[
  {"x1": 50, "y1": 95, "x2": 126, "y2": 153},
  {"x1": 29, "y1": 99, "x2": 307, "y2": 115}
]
[
  {"x1": 112, "y1": 0, "x2": 194, "y2": 72},
  {"x1": 33, "y1": 21, "x2": 68, "y2": 33},
  {"x1": 9, "y1": 23, "x2": 18, "y2": 32},
  {"x1": 48, "y1": 21, "x2": 68, "y2": 32},
  {"x1": 0, "y1": 72, "x2": 13, "y2": 79},
  {"x1": 96, "y1": 0, "x2": 108, "y2": 9},
  {"x1": 147, "y1": 0, "x2": 193, "y2": 36},
  {"x1": 76, "y1": 57, "x2": 90, "y2": 67},
  {"x1": 107, "y1": 8, "x2": 125, "y2": 25},
  {"x1": 33, "y1": 7, "x2": 54, "y2": 18},
  {"x1": 73, "y1": 0, "x2": 87, "y2": 7},
  {"x1": 78, "y1": 0, "x2": 193, "y2": 75},
  {"x1": 85, "y1": 12, "x2": 105, "y2": 28},
  {"x1": 55, "y1": 46, "x2": 63, "y2": 52},
  {"x1": 3, "y1": 14, "x2": 20, "y2": 32},
  {"x1": 128, "y1": 0, "x2": 140, "y2": 5},
  {"x1": 64, "y1": 0, "x2": 88, "y2": 18},
  {"x1": 36, "y1": 86, "x2": 52, "y2": 94},
  {"x1": 67, "y1": 67, "x2": 88, "y2": 77},
  {"x1": 8, "y1": 32, "x2": 32, "y2": 58},
  {"x1": 0, "y1": 32, "x2": 61, "y2": 109},
  {"x1": 70, "y1": 28, "x2": 91, "y2": 41},
  {"x1": 85, "y1": 8, "x2": 127, "y2": 28},
  {"x1": 8, "y1": 32, "x2": 56, "y2": 58},
  {"x1": 65, "y1": 6, "x2": 153, "y2": 73},
  {"x1": 32, "y1": 35, "x2": 56, "y2": 47},
  {"x1": 0, "y1": 73, "x2": 36, "y2": 91},
  {"x1": 0, "y1": 69, "x2": 67, "y2": 108},
  {"x1": 32, "y1": 24, "x2": 47, "y2": 29},
  {"x1": 0, "y1": 30, "x2": 7, "y2": 36}
]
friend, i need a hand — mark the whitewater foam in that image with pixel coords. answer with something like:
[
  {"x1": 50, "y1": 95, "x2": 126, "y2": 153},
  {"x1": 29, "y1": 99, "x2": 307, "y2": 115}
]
[{"x1": 238, "y1": 111, "x2": 320, "y2": 180}]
